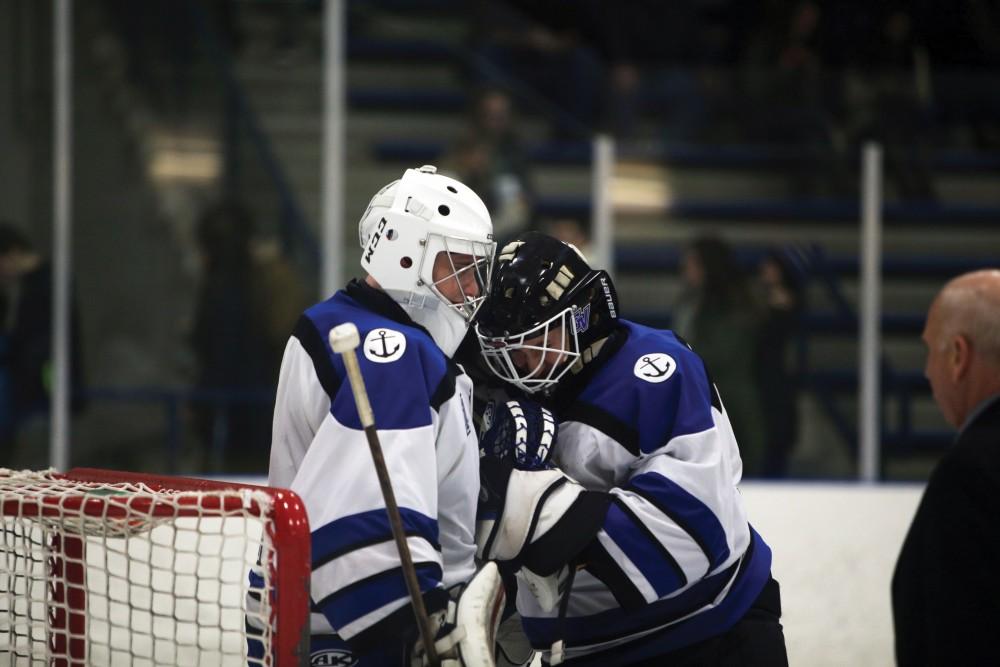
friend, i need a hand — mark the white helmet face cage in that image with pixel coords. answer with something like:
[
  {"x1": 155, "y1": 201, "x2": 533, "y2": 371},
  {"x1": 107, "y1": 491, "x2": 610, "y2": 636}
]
[
  {"x1": 477, "y1": 306, "x2": 582, "y2": 394},
  {"x1": 358, "y1": 166, "x2": 495, "y2": 325},
  {"x1": 418, "y1": 232, "x2": 494, "y2": 322}
]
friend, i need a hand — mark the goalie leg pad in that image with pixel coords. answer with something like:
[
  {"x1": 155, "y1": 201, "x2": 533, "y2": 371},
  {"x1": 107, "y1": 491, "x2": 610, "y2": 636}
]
[{"x1": 412, "y1": 562, "x2": 506, "y2": 667}]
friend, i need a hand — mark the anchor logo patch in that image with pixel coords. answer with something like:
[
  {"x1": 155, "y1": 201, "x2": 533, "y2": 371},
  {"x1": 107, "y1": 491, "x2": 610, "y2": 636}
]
[
  {"x1": 363, "y1": 328, "x2": 406, "y2": 363},
  {"x1": 633, "y1": 353, "x2": 676, "y2": 383}
]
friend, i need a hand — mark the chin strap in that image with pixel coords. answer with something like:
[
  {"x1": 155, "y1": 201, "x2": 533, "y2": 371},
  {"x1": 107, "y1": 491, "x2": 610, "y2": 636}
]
[
  {"x1": 569, "y1": 336, "x2": 608, "y2": 374},
  {"x1": 388, "y1": 288, "x2": 469, "y2": 357}
]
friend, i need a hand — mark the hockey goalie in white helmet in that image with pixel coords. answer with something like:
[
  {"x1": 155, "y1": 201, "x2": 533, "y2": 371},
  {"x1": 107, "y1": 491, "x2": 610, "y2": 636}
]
[{"x1": 358, "y1": 165, "x2": 495, "y2": 357}]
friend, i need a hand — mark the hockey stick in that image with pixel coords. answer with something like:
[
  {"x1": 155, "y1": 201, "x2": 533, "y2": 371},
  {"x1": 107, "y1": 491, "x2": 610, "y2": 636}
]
[{"x1": 329, "y1": 323, "x2": 440, "y2": 666}]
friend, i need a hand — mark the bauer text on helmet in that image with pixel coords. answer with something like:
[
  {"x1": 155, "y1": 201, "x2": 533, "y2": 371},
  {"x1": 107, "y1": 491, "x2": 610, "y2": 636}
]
[{"x1": 476, "y1": 232, "x2": 619, "y2": 393}]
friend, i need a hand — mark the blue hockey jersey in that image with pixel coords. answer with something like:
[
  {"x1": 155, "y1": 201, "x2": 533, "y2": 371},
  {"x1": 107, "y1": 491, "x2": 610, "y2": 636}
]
[
  {"x1": 262, "y1": 280, "x2": 479, "y2": 654},
  {"x1": 519, "y1": 319, "x2": 773, "y2": 664}
]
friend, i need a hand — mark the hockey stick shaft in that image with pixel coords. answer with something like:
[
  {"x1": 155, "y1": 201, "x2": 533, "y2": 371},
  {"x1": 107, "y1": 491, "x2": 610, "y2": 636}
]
[{"x1": 330, "y1": 323, "x2": 439, "y2": 665}]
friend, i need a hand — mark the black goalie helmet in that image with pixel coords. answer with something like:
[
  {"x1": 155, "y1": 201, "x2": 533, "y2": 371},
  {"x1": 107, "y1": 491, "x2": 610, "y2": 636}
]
[{"x1": 476, "y1": 231, "x2": 619, "y2": 393}]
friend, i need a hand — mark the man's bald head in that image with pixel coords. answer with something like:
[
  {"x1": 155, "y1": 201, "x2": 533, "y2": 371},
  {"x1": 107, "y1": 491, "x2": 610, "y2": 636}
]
[
  {"x1": 923, "y1": 269, "x2": 1000, "y2": 428},
  {"x1": 932, "y1": 270, "x2": 1000, "y2": 366}
]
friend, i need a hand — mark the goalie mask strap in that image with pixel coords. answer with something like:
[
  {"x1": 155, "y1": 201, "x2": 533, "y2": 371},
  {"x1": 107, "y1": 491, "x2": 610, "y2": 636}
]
[
  {"x1": 549, "y1": 565, "x2": 577, "y2": 666},
  {"x1": 569, "y1": 336, "x2": 608, "y2": 374}
]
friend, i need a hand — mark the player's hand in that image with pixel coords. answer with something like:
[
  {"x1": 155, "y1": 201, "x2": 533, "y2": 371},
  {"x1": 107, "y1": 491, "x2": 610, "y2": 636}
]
[{"x1": 479, "y1": 399, "x2": 558, "y2": 471}]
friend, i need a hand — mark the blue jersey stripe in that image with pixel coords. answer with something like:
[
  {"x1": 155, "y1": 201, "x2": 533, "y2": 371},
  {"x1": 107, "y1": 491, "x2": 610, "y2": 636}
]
[
  {"x1": 292, "y1": 315, "x2": 342, "y2": 401},
  {"x1": 604, "y1": 501, "x2": 686, "y2": 597},
  {"x1": 583, "y1": 541, "x2": 647, "y2": 610},
  {"x1": 304, "y1": 291, "x2": 450, "y2": 431},
  {"x1": 523, "y1": 557, "x2": 738, "y2": 648},
  {"x1": 311, "y1": 508, "x2": 440, "y2": 567},
  {"x1": 523, "y1": 528, "x2": 772, "y2": 662},
  {"x1": 316, "y1": 561, "x2": 443, "y2": 631},
  {"x1": 627, "y1": 472, "x2": 731, "y2": 571},
  {"x1": 662, "y1": 362, "x2": 716, "y2": 447}
]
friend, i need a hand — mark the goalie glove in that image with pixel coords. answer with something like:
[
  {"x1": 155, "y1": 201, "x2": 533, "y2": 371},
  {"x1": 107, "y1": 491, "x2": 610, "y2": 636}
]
[
  {"x1": 411, "y1": 562, "x2": 506, "y2": 667},
  {"x1": 479, "y1": 399, "x2": 558, "y2": 471},
  {"x1": 476, "y1": 456, "x2": 610, "y2": 601}
]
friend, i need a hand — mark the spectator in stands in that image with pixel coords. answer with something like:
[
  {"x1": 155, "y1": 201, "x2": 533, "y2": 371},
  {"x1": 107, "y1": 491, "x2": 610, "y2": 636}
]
[
  {"x1": 754, "y1": 249, "x2": 804, "y2": 478},
  {"x1": 892, "y1": 269, "x2": 1000, "y2": 665},
  {"x1": 105, "y1": 0, "x2": 196, "y2": 117},
  {"x1": 673, "y1": 236, "x2": 766, "y2": 475},
  {"x1": 846, "y1": 6, "x2": 936, "y2": 200},
  {"x1": 0, "y1": 223, "x2": 85, "y2": 464},
  {"x1": 745, "y1": 0, "x2": 848, "y2": 195},
  {"x1": 468, "y1": 1, "x2": 603, "y2": 138},
  {"x1": 921, "y1": 0, "x2": 1000, "y2": 150},
  {"x1": 446, "y1": 87, "x2": 534, "y2": 241},
  {"x1": 605, "y1": 60, "x2": 643, "y2": 140},
  {"x1": 190, "y1": 201, "x2": 307, "y2": 471}
]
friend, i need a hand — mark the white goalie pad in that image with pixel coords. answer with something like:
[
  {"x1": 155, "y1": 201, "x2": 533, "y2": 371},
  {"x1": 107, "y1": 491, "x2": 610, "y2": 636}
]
[{"x1": 414, "y1": 562, "x2": 506, "y2": 667}]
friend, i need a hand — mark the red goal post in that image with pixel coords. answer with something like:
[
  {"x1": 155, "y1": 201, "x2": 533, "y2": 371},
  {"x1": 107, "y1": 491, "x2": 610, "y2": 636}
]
[{"x1": 0, "y1": 467, "x2": 311, "y2": 666}]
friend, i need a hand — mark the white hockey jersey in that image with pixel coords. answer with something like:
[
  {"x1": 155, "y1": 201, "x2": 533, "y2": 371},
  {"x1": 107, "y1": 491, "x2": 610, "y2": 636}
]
[
  {"x1": 520, "y1": 319, "x2": 773, "y2": 664},
  {"x1": 263, "y1": 280, "x2": 479, "y2": 653}
]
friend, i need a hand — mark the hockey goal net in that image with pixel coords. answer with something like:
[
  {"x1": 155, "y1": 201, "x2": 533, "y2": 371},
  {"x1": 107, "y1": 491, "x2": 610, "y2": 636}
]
[{"x1": 0, "y1": 468, "x2": 310, "y2": 666}]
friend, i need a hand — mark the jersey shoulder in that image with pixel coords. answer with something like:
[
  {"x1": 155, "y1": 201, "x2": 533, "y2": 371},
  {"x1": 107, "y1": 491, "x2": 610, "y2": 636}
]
[
  {"x1": 588, "y1": 320, "x2": 706, "y2": 395},
  {"x1": 572, "y1": 320, "x2": 716, "y2": 454},
  {"x1": 297, "y1": 291, "x2": 455, "y2": 429}
]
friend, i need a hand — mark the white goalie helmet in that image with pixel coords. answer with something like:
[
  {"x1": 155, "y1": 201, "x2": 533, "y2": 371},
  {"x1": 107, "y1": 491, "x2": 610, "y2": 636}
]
[{"x1": 358, "y1": 165, "x2": 495, "y2": 356}]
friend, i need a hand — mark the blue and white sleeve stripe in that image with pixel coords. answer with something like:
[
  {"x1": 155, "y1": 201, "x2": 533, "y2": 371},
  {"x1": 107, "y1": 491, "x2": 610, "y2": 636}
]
[
  {"x1": 600, "y1": 499, "x2": 687, "y2": 599},
  {"x1": 626, "y1": 470, "x2": 732, "y2": 572}
]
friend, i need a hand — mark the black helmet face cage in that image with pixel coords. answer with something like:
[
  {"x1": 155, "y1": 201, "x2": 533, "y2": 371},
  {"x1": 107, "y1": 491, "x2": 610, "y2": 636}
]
[
  {"x1": 418, "y1": 232, "x2": 495, "y2": 321},
  {"x1": 476, "y1": 306, "x2": 582, "y2": 394}
]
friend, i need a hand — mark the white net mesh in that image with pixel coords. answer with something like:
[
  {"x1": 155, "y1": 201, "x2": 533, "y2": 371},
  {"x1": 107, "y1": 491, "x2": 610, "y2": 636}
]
[{"x1": 0, "y1": 469, "x2": 303, "y2": 666}]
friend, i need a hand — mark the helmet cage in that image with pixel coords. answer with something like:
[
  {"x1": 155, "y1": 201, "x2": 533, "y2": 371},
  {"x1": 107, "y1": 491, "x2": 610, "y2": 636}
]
[
  {"x1": 359, "y1": 166, "x2": 495, "y2": 330},
  {"x1": 418, "y1": 231, "x2": 495, "y2": 321},
  {"x1": 477, "y1": 305, "x2": 582, "y2": 394}
]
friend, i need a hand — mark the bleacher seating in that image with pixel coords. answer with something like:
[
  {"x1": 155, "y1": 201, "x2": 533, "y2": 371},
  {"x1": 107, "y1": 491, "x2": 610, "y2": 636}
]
[
  {"x1": 341, "y1": 3, "x2": 1000, "y2": 476},
  {"x1": 81, "y1": 0, "x2": 996, "y2": 476},
  {"x1": 375, "y1": 138, "x2": 1000, "y2": 173}
]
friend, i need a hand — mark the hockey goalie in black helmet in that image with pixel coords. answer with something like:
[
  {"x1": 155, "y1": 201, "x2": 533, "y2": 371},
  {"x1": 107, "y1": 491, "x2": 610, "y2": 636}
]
[
  {"x1": 472, "y1": 231, "x2": 788, "y2": 666},
  {"x1": 475, "y1": 231, "x2": 619, "y2": 394}
]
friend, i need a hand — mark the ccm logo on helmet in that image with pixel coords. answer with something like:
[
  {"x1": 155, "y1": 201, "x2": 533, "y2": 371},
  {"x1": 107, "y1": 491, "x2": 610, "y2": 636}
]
[{"x1": 363, "y1": 217, "x2": 388, "y2": 264}]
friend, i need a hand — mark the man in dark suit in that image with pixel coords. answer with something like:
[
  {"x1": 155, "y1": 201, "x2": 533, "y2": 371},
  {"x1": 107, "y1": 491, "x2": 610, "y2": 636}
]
[{"x1": 892, "y1": 269, "x2": 1000, "y2": 666}]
